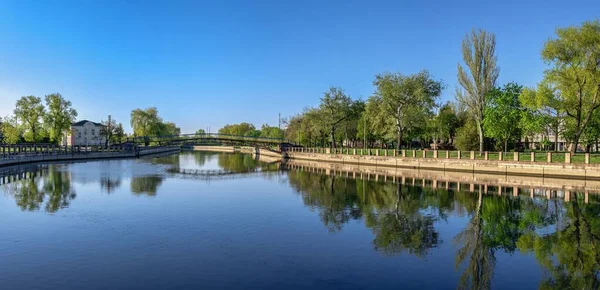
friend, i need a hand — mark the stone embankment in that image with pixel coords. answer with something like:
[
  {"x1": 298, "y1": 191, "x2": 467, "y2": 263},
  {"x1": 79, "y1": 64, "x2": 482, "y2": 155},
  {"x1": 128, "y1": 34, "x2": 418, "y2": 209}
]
[
  {"x1": 0, "y1": 146, "x2": 180, "y2": 168},
  {"x1": 285, "y1": 148, "x2": 600, "y2": 180}
]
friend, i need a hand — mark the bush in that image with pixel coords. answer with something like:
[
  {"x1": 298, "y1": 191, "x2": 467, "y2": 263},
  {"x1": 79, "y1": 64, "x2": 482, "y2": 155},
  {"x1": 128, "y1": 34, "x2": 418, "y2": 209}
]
[{"x1": 455, "y1": 120, "x2": 479, "y2": 151}]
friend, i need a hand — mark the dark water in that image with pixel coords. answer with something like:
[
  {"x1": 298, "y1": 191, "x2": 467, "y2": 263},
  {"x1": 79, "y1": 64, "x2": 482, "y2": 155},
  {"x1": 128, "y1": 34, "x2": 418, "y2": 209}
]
[{"x1": 1, "y1": 151, "x2": 599, "y2": 290}]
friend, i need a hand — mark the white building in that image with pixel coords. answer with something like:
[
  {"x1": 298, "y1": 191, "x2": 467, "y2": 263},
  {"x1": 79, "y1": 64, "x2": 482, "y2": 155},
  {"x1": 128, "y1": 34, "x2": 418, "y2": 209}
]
[{"x1": 64, "y1": 120, "x2": 106, "y2": 146}]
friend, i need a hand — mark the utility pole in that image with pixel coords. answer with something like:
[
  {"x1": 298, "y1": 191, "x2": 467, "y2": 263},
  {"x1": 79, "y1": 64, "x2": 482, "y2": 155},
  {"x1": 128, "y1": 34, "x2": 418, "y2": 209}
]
[{"x1": 278, "y1": 113, "x2": 281, "y2": 130}]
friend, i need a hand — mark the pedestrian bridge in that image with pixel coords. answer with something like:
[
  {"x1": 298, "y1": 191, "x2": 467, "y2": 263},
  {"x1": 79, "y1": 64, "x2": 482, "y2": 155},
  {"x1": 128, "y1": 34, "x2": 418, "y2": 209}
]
[{"x1": 131, "y1": 133, "x2": 298, "y2": 148}]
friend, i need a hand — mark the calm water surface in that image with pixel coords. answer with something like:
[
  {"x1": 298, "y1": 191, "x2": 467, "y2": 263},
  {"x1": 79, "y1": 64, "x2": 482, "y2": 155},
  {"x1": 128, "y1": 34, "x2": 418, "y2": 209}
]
[{"x1": 1, "y1": 151, "x2": 599, "y2": 290}]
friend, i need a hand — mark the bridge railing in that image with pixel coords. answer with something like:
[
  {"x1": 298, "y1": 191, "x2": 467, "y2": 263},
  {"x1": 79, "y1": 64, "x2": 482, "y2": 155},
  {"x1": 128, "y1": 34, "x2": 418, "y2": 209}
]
[{"x1": 131, "y1": 133, "x2": 296, "y2": 145}]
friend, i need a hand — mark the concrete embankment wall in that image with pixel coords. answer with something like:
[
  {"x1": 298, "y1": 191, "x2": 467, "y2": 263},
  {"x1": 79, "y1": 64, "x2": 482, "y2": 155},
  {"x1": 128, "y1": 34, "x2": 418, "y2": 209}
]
[
  {"x1": 193, "y1": 146, "x2": 284, "y2": 160},
  {"x1": 192, "y1": 146, "x2": 236, "y2": 153},
  {"x1": 286, "y1": 151, "x2": 600, "y2": 180},
  {"x1": 138, "y1": 146, "x2": 181, "y2": 156},
  {"x1": 0, "y1": 146, "x2": 181, "y2": 168},
  {"x1": 285, "y1": 158, "x2": 600, "y2": 194}
]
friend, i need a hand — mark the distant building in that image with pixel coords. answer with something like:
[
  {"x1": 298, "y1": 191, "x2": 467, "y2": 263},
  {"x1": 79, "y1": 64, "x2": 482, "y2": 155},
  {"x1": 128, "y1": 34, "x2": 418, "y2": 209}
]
[{"x1": 63, "y1": 120, "x2": 106, "y2": 146}]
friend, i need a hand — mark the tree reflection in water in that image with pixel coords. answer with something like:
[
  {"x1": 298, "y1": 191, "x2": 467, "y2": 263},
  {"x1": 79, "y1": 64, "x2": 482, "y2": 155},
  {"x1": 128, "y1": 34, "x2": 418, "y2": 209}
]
[
  {"x1": 517, "y1": 193, "x2": 600, "y2": 289},
  {"x1": 287, "y1": 169, "x2": 600, "y2": 289},
  {"x1": 3, "y1": 165, "x2": 76, "y2": 213},
  {"x1": 130, "y1": 176, "x2": 164, "y2": 196}
]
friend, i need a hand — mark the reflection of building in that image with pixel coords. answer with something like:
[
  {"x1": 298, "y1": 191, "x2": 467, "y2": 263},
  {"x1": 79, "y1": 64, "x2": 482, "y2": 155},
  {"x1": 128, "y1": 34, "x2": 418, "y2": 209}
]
[{"x1": 64, "y1": 120, "x2": 106, "y2": 146}]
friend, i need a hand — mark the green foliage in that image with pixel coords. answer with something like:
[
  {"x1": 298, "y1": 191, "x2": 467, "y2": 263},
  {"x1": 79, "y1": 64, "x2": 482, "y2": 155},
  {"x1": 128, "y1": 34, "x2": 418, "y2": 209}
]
[
  {"x1": 43, "y1": 93, "x2": 78, "y2": 144},
  {"x1": 541, "y1": 19, "x2": 600, "y2": 153},
  {"x1": 100, "y1": 116, "x2": 126, "y2": 146},
  {"x1": 259, "y1": 124, "x2": 284, "y2": 139},
  {"x1": 456, "y1": 29, "x2": 500, "y2": 153},
  {"x1": 318, "y1": 87, "x2": 355, "y2": 147},
  {"x1": 483, "y1": 83, "x2": 523, "y2": 151},
  {"x1": 0, "y1": 115, "x2": 22, "y2": 144},
  {"x1": 195, "y1": 128, "x2": 206, "y2": 135},
  {"x1": 130, "y1": 107, "x2": 179, "y2": 137},
  {"x1": 114, "y1": 123, "x2": 125, "y2": 143},
  {"x1": 372, "y1": 70, "x2": 443, "y2": 149},
  {"x1": 455, "y1": 119, "x2": 480, "y2": 151},
  {"x1": 433, "y1": 102, "x2": 460, "y2": 144},
  {"x1": 218, "y1": 122, "x2": 256, "y2": 136},
  {"x1": 14, "y1": 95, "x2": 46, "y2": 142}
]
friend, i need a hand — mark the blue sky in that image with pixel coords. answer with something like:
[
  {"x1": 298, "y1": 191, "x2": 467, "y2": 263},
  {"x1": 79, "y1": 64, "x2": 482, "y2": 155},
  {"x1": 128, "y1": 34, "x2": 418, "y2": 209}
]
[{"x1": 0, "y1": 0, "x2": 598, "y2": 133}]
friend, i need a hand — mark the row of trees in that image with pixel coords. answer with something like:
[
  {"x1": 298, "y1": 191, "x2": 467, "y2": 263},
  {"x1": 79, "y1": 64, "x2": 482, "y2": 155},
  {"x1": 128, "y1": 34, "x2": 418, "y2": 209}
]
[
  {"x1": 216, "y1": 122, "x2": 284, "y2": 139},
  {"x1": 0, "y1": 93, "x2": 128, "y2": 146},
  {"x1": 283, "y1": 19, "x2": 600, "y2": 153},
  {"x1": 0, "y1": 93, "x2": 78, "y2": 144},
  {"x1": 0, "y1": 96, "x2": 181, "y2": 146}
]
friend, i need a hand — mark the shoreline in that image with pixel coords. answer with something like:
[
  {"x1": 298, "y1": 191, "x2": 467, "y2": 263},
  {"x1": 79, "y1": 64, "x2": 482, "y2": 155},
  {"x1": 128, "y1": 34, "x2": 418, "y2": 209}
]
[{"x1": 0, "y1": 146, "x2": 181, "y2": 168}]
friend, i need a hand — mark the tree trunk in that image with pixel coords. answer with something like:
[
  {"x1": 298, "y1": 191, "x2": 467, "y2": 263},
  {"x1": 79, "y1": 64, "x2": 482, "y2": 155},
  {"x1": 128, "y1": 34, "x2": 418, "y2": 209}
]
[
  {"x1": 554, "y1": 128, "x2": 559, "y2": 152},
  {"x1": 397, "y1": 129, "x2": 403, "y2": 151},
  {"x1": 504, "y1": 139, "x2": 508, "y2": 153},
  {"x1": 476, "y1": 120, "x2": 484, "y2": 154},
  {"x1": 571, "y1": 132, "x2": 582, "y2": 154}
]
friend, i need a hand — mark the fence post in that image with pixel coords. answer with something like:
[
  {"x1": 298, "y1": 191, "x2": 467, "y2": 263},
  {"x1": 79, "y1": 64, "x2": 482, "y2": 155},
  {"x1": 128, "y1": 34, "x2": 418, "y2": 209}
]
[
  {"x1": 445, "y1": 150, "x2": 449, "y2": 159},
  {"x1": 531, "y1": 152, "x2": 535, "y2": 163},
  {"x1": 484, "y1": 151, "x2": 488, "y2": 160},
  {"x1": 585, "y1": 153, "x2": 590, "y2": 164},
  {"x1": 385, "y1": 149, "x2": 388, "y2": 156},
  {"x1": 514, "y1": 152, "x2": 519, "y2": 161},
  {"x1": 547, "y1": 152, "x2": 552, "y2": 163},
  {"x1": 353, "y1": 148, "x2": 356, "y2": 155},
  {"x1": 376, "y1": 149, "x2": 379, "y2": 156},
  {"x1": 412, "y1": 150, "x2": 416, "y2": 158},
  {"x1": 565, "y1": 152, "x2": 571, "y2": 163},
  {"x1": 457, "y1": 151, "x2": 461, "y2": 159},
  {"x1": 402, "y1": 150, "x2": 406, "y2": 157},
  {"x1": 433, "y1": 150, "x2": 438, "y2": 159},
  {"x1": 422, "y1": 150, "x2": 426, "y2": 158},
  {"x1": 470, "y1": 151, "x2": 475, "y2": 160},
  {"x1": 499, "y1": 152, "x2": 503, "y2": 161}
]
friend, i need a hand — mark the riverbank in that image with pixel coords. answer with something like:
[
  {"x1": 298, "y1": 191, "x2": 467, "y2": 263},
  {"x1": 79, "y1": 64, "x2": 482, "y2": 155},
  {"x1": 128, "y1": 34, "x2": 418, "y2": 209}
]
[
  {"x1": 193, "y1": 146, "x2": 284, "y2": 159},
  {"x1": 0, "y1": 146, "x2": 181, "y2": 168},
  {"x1": 285, "y1": 158, "x2": 600, "y2": 199},
  {"x1": 285, "y1": 150, "x2": 600, "y2": 180}
]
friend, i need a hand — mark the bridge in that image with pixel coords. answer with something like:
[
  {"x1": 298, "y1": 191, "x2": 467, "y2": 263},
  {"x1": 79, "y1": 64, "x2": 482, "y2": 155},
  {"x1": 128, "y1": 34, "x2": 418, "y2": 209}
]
[{"x1": 130, "y1": 133, "x2": 299, "y2": 148}]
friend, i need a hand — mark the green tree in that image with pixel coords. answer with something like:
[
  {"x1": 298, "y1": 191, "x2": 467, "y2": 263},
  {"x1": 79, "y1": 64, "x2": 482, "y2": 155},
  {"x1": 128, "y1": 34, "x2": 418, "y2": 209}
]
[
  {"x1": 195, "y1": 128, "x2": 206, "y2": 135},
  {"x1": 519, "y1": 84, "x2": 565, "y2": 151},
  {"x1": 456, "y1": 29, "x2": 500, "y2": 154},
  {"x1": 43, "y1": 93, "x2": 78, "y2": 144},
  {"x1": 100, "y1": 115, "x2": 117, "y2": 147},
  {"x1": 218, "y1": 122, "x2": 256, "y2": 136},
  {"x1": 433, "y1": 102, "x2": 460, "y2": 145},
  {"x1": 455, "y1": 119, "x2": 480, "y2": 151},
  {"x1": 114, "y1": 123, "x2": 125, "y2": 143},
  {"x1": 260, "y1": 124, "x2": 284, "y2": 139},
  {"x1": 318, "y1": 87, "x2": 354, "y2": 148},
  {"x1": 130, "y1": 107, "x2": 162, "y2": 137},
  {"x1": 483, "y1": 83, "x2": 523, "y2": 152},
  {"x1": 374, "y1": 70, "x2": 442, "y2": 150},
  {"x1": 14, "y1": 95, "x2": 46, "y2": 142},
  {"x1": 160, "y1": 121, "x2": 181, "y2": 136},
  {"x1": 541, "y1": 19, "x2": 600, "y2": 153},
  {"x1": 0, "y1": 115, "x2": 22, "y2": 144}
]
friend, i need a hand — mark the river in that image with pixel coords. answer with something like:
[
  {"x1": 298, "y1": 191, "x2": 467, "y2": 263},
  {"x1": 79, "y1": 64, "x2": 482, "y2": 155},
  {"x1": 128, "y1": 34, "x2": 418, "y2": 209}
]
[{"x1": 1, "y1": 151, "x2": 599, "y2": 289}]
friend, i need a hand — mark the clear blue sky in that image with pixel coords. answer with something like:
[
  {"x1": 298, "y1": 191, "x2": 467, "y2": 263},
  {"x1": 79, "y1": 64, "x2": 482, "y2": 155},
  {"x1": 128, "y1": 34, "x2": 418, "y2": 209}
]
[{"x1": 0, "y1": 0, "x2": 598, "y2": 133}]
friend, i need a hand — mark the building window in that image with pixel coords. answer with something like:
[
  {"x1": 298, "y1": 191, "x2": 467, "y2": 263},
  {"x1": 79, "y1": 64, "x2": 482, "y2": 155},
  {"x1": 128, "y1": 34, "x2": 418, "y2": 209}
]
[{"x1": 92, "y1": 129, "x2": 95, "y2": 135}]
